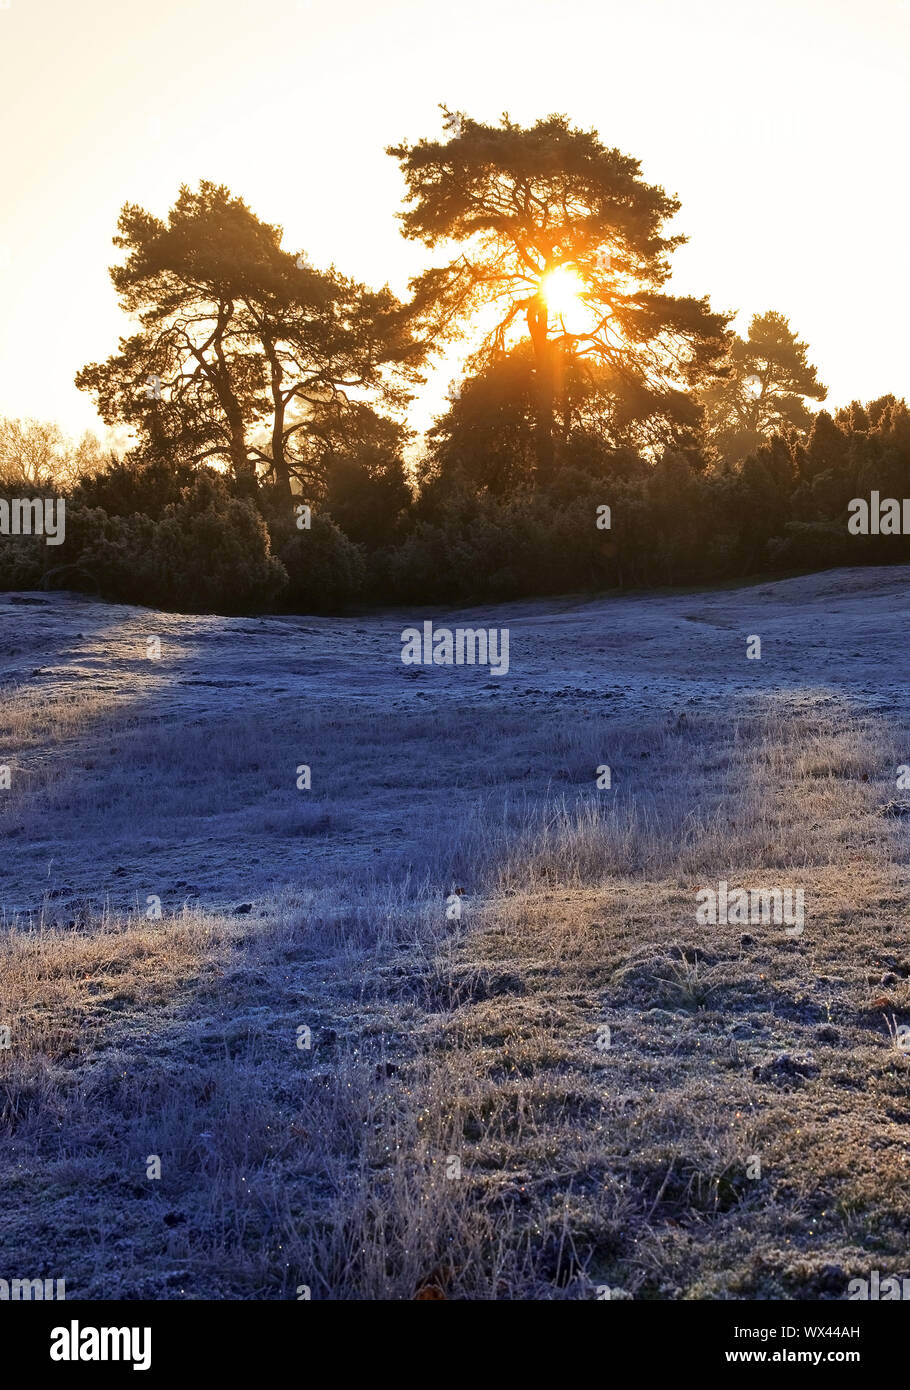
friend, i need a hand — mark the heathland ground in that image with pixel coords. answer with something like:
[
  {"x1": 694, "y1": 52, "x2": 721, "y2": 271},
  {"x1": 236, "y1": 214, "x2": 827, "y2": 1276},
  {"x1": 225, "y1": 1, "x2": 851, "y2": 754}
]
[{"x1": 1, "y1": 566, "x2": 908, "y2": 1298}]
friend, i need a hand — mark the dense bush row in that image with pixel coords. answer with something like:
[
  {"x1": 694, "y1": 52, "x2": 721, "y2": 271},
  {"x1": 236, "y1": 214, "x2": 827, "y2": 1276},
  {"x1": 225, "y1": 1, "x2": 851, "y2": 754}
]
[{"x1": 1, "y1": 395, "x2": 909, "y2": 612}]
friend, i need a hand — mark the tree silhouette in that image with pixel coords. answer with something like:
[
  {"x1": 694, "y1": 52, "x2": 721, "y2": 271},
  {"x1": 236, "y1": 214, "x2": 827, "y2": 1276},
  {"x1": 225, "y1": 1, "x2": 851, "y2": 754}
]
[
  {"x1": 389, "y1": 111, "x2": 730, "y2": 473},
  {"x1": 701, "y1": 310, "x2": 826, "y2": 462},
  {"x1": 76, "y1": 182, "x2": 423, "y2": 500}
]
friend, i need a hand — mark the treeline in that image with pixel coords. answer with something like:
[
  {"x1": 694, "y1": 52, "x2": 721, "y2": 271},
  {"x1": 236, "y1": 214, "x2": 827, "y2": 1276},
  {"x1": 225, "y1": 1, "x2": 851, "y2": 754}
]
[
  {"x1": 1, "y1": 112, "x2": 908, "y2": 611},
  {"x1": 2, "y1": 394, "x2": 909, "y2": 610}
]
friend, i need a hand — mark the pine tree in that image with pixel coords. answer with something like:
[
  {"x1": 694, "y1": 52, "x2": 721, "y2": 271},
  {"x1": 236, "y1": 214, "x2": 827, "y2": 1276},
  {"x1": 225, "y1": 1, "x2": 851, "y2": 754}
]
[{"x1": 701, "y1": 310, "x2": 826, "y2": 462}]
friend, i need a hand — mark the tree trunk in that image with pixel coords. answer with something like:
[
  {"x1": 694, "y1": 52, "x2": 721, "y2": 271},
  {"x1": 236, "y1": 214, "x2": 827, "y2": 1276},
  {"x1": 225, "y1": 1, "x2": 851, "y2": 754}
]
[
  {"x1": 210, "y1": 325, "x2": 257, "y2": 498},
  {"x1": 265, "y1": 338, "x2": 293, "y2": 504},
  {"x1": 268, "y1": 400, "x2": 292, "y2": 501},
  {"x1": 228, "y1": 426, "x2": 258, "y2": 500},
  {"x1": 527, "y1": 299, "x2": 555, "y2": 482}
]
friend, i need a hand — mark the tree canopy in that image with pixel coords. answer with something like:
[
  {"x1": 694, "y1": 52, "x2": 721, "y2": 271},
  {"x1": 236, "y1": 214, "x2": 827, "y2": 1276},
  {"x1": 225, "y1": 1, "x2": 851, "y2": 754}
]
[
  {"x1": 389, "y1": 110, "x2": 731, "y2": 470},
  {"x1": 76, "y1": 182, "x2": 423, "y2": 500},
  {"x1": 700, "y1": 310, "x2": 826, "y2": 462}
]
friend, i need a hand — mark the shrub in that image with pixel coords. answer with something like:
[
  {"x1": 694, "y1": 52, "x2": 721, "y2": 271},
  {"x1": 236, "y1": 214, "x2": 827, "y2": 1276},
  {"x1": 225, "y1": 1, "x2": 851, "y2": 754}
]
[
  {"x1": 53, "y1": 476, "x2": 286, "y2": 611},
  {"x1": 272, "y1": 512, "x2": 365, "y2": 611}
]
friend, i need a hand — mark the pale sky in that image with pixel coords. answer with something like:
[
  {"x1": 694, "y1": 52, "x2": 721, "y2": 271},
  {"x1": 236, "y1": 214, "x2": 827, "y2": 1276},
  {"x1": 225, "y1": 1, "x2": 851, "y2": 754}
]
[{"x1": 0, "y1": 0, "x2": 908, "y2": 444}]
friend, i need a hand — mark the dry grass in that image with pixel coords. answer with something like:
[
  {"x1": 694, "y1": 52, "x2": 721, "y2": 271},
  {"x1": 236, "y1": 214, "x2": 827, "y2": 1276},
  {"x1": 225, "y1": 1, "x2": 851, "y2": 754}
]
[{"x1": 1, "y1": 692, "x2": 909, "y2": 1297}]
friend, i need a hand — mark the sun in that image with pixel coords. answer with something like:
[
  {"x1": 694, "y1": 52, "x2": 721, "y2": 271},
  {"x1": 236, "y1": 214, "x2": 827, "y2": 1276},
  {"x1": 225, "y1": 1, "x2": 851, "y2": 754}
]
[{"x1": 539, "y1": 264, "x2": 586, "y2": 320}]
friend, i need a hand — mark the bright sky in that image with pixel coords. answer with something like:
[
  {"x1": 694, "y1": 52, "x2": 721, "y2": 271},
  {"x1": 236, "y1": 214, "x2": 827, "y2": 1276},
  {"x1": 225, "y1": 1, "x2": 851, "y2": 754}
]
[{"x1": 0, "y1": 0, "x2": 908, "y2": 444}]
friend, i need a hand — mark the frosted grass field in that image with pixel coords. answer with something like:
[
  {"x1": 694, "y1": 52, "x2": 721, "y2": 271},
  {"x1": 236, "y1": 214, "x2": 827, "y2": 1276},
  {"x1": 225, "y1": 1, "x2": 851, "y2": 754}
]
[{"x1": 1, "y1": 566, "x2": 909, "y2": 1298}]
